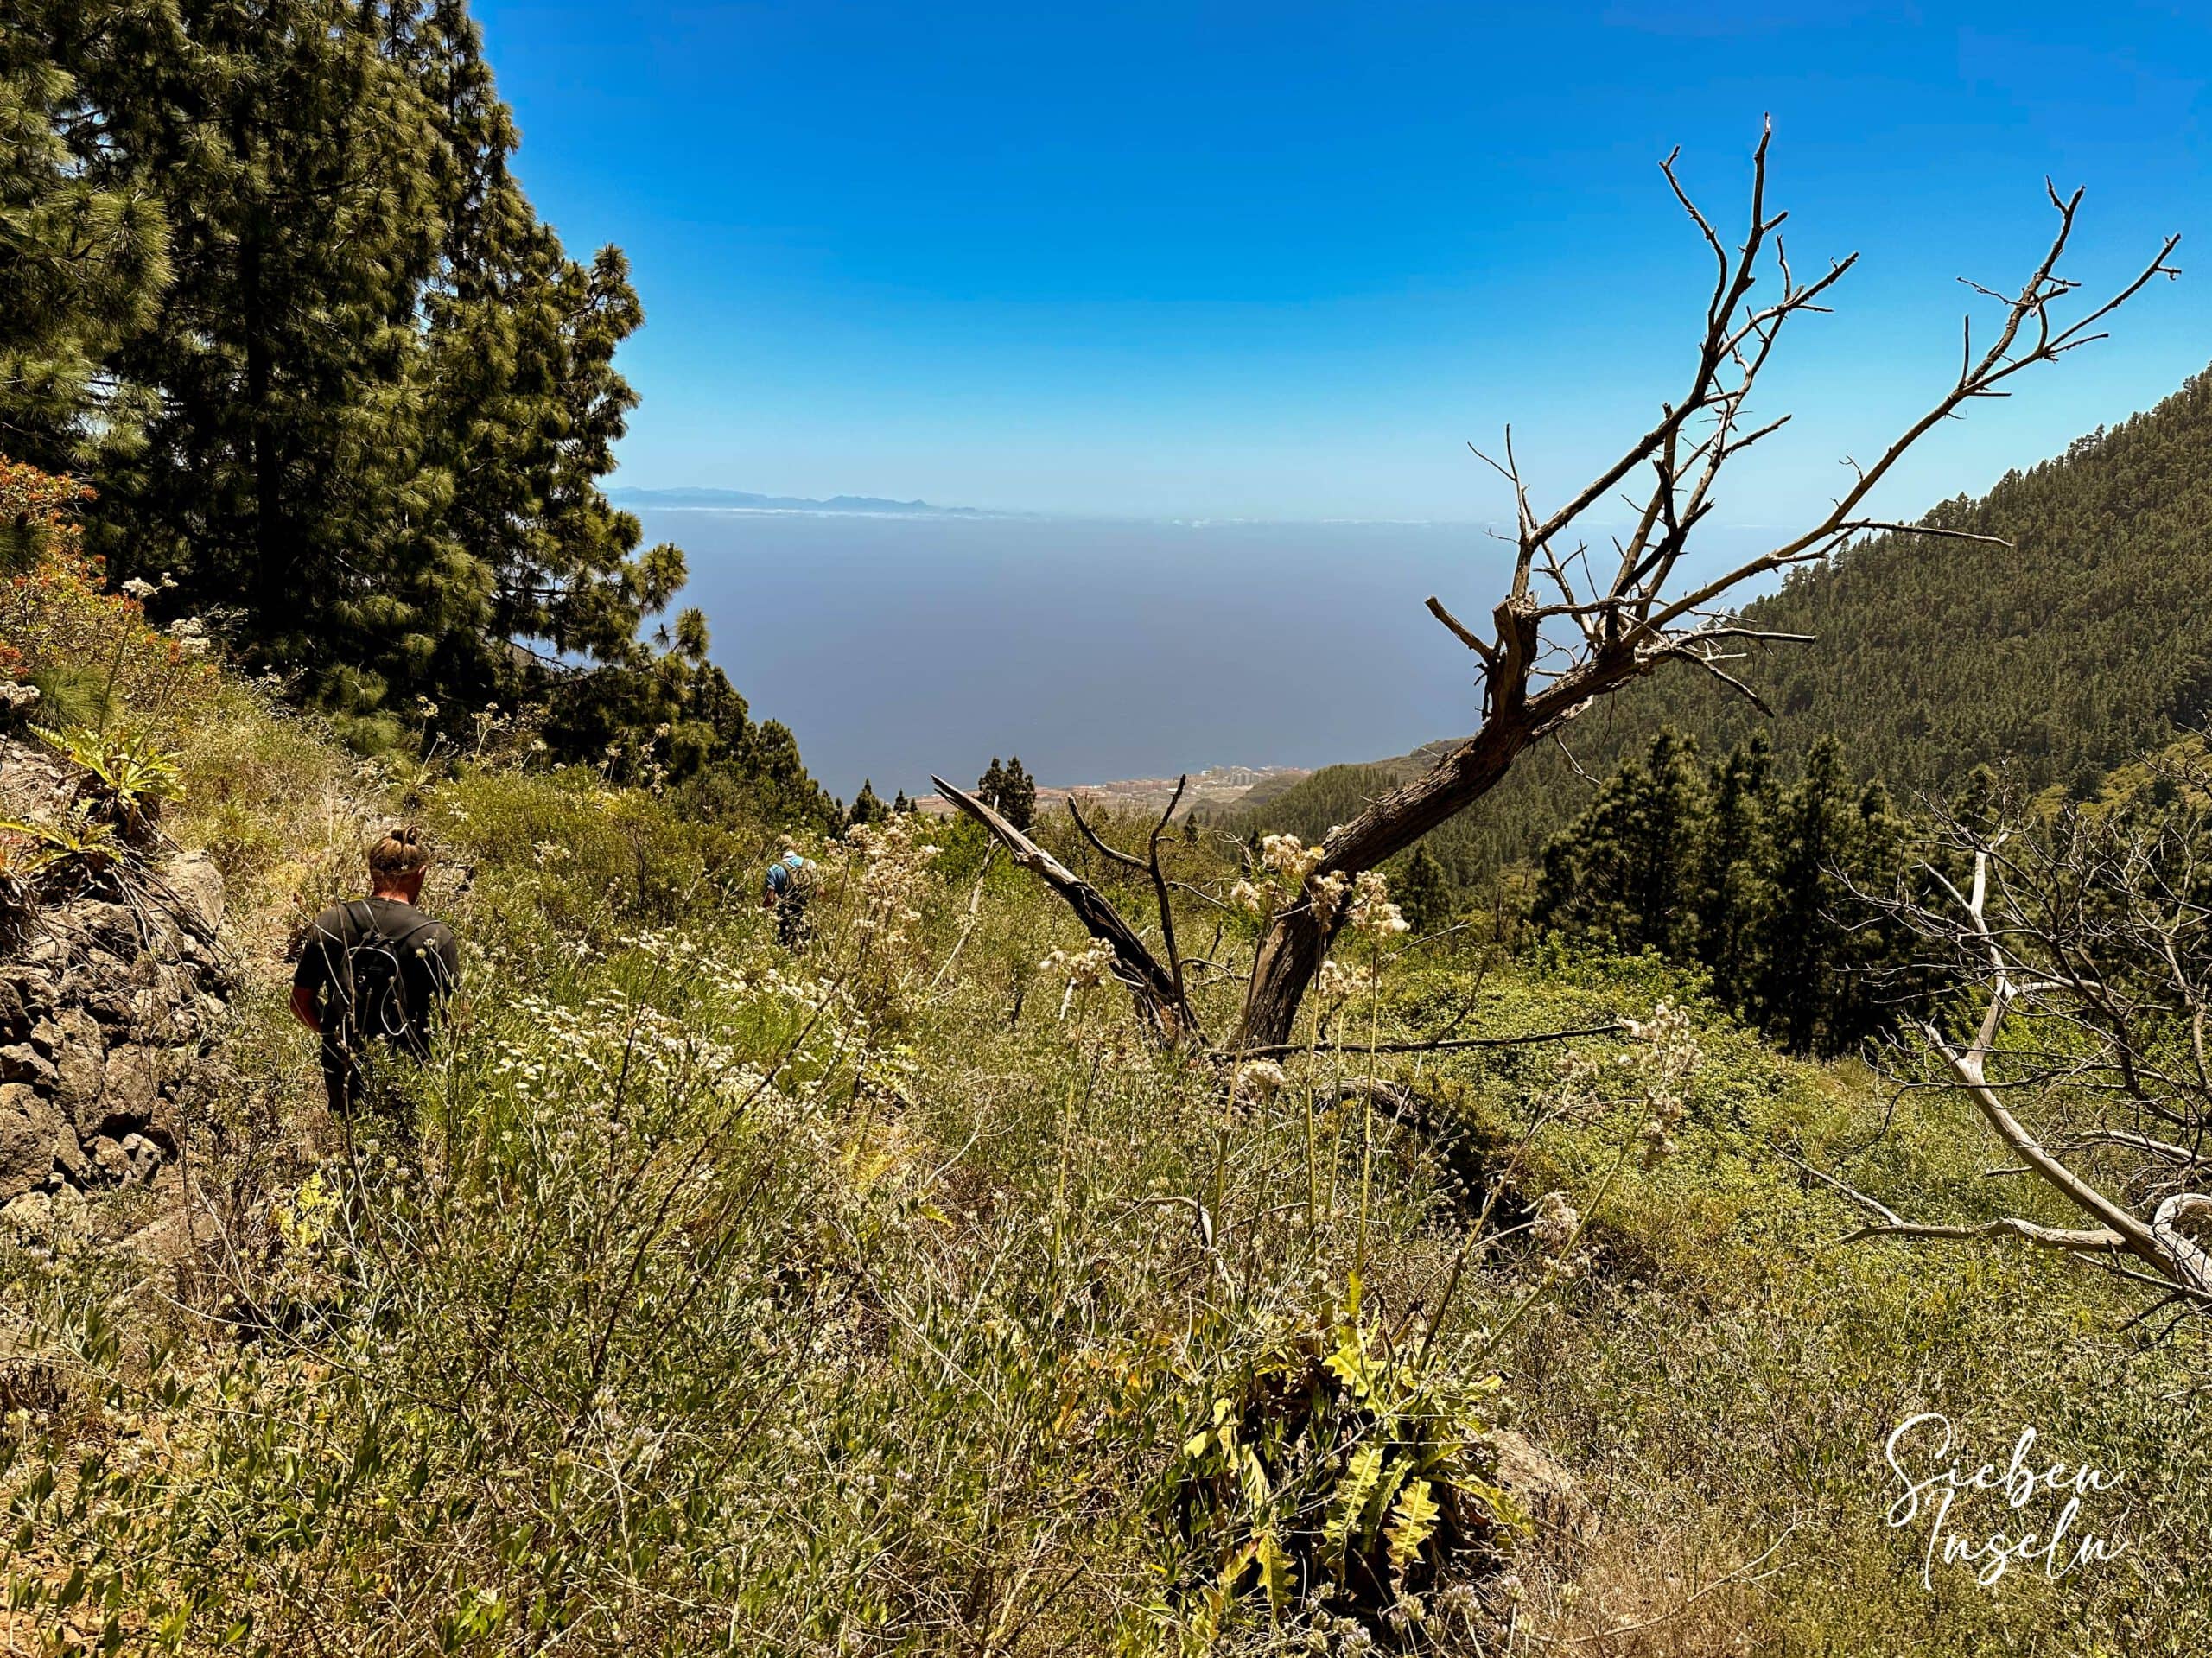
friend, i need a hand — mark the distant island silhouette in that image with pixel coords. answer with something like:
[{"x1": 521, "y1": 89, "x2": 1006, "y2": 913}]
[{"x1": 607, "y1": 486, "x2": 998, "y2": 517}]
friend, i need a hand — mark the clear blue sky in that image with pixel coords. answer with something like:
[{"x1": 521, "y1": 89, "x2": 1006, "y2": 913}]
[{"x1": 474, "y1": 0, "x2": 2209, "y2": 524}]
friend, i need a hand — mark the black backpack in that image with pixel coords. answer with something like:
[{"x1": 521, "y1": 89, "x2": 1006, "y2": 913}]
[{"x1": 333, "y1": 901, "x2": 441, "y2": 1051}]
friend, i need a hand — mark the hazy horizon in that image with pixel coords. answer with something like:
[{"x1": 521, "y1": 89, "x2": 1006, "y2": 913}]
[{"x1": 655, "y1": 508, "x2": 1781, "y2": 802}]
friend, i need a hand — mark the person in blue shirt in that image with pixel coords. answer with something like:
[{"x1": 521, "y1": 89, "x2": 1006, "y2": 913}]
[{"x1": 761, "y1": 846, "x2": 817, "y2": 949}]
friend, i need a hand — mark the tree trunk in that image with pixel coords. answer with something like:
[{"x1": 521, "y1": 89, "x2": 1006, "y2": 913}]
[{"x1": 1236, "y1": 637, "x2": 1619, "y2": 1050}]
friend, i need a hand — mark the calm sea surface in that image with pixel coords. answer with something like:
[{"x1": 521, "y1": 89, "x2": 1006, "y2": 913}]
[{"x1": 644, "y1": 510, "x2": 1509, "y2": 802}]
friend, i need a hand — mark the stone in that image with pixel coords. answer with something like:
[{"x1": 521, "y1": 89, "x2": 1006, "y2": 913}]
[
  {"x1": 1485, "y1": 1429, "x2": 1591, "y2": 1539},
  {"x1": 0, "y1": 1044, "x2": 54, "y2": 1089},
  {"x1": 162, "y1": 852, "x2": 226, "y2": 932},
  {"x1": 1, "y1": 1190, "x2": 52, "y2": 1240},
  {"x1": 0, "y1": 980, "x2": 26, "y2": 1043},
  {"x1": 120, "y1": 1132, "x2": 161, "y2": 1179},
  {"x1": 99, "y1": 1044, "x2": 162, "y2": 1127},
  {"x1": 90, "y1": 1137, "x2": 130, "y2": 1182},
  {"x1": 0, "y1": 1084, "x2": 64, "y2": 1203},
  {"x1": 50, "y1": 1123, "x2": 86, "y2": 1183},
  {"x1": 54, "y1": 1011, "x2": 106, "y2": 1138},
  {"x1": 75, "y1": 901, "x2": 138, "y2": 957},
  {"x1": 3, "y1": 970, "x2": 54, "y2": 1015}
]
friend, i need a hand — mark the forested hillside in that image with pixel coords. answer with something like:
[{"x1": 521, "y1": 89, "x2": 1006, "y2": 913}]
[{"x1": 1240, "y1": 365, "x2": 2212, "y2": 882}]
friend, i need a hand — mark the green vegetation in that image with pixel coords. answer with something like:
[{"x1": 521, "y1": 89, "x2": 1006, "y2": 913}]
[
  {"x1": 1242, "y1": 364, "x2": 2212, "y2": 889},
  {"x1": 0, "y1": 573, "x2": 2205, "y2": 1649},
  {"x1": 1, "y1": 1, "x2": 831, "y2": 818},
  {"x1": 1531, "y1": 730, "x2": 1924, "y2": 1056},
  {"x1": 979, "y1": 756, "x2": 1041, "y2": 831},
  {"x1": 7, "y1": 22, "x2": 2210, "y2": 1648}
]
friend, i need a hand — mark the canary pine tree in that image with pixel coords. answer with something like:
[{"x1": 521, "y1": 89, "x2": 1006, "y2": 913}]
[
  {"x1": 1395, "y1": 842, "x2": 1452, "y2": 935},
  {"x1": 999, "y1": 757, "x2": 1038, "y2": 831},
  {"x1": 1534, "y1": 728, "x2": 1707, "y2": 956},
  {"x1": 1537, "y1": 728, "x2": 1919, "y2": 1055},
  {"x1": 8, "y1": 0, "x2": 777, "y2": 785},
  {"x1": 0, "y1": 6, "x2": 168, "y2": 469}
]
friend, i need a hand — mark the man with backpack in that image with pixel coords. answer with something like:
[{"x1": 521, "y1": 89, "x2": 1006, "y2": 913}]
[
  {"x1": 290, "y1": 825, "x2": 461, "y2": 1119},
  {"x1": 761, "y1": 843, "x2": 817, "y2": 950}
]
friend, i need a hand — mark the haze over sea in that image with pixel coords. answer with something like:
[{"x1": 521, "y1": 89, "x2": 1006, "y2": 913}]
[{"x1": 645, "y1": 505, "x2": 1776, "y2": 803}]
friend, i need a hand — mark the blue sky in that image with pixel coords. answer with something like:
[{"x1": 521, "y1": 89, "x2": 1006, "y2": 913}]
[{"x1": 474, "y1": 1, "x2": 2209, "y2": 524}]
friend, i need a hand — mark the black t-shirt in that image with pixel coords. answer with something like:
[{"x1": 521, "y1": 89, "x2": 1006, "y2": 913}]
[{"x1": 293, "y1": 898, "x2": 460, "y2": 1057}]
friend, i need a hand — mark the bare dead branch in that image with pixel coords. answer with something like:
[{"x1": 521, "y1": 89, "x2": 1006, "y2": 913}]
[
  {"x1": 1230, "y1": 1020, "x2": 1625, "y2": 1061},
  {"x1": 951, "y1": 127, "x2": 2177, "y2": 1056},
  {"x1": 1149, "y1": 776, "x2": 1191, "y2": 1013},
  {"x1": 931, "y1": 776, "x2": 1200, "y2": 1045}
]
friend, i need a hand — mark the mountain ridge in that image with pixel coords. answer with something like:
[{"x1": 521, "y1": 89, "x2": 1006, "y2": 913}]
[{"x1": 1231, "y1": 361, "x2": 2212, "y2": 882}]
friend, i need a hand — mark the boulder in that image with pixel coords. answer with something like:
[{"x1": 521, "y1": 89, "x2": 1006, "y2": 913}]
[
  {"x1": 89, "y1": 1136, "x2": 130, "y2": 1183},
  {"x1": 1485, "y1": 1429, "x2": 1592, "y2": 1540},
  {"x1": 53, "y1": 1008, "x2": 105, "y2": 1135},
  {"x1": 162, "y1": 852, "x2": 226, "y2": 933},
  {"x1": 0, "y1": 1083, "x2": 65, "y2": 1202},
  {"x1": 0, "y1": 1043, "x2": 54, "y2": 1089},
  {"x1": 99, "y1": 1043, "x2": 162, "y2": 1129},
  {"x1": 0, "y1": 1190, "x2": 51, "y2": 1241}
]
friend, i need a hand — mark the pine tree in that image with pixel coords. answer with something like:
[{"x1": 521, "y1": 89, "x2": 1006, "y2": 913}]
[
  {"x1": 1000, "y1": 756, "x2": 1038, "y2": 831},
  {"x1": 892, "y1": 790, "x2": 912, "y2": 815},
  {"x1": 19, "y1": 0, "x2": 735, "y2": 772},
  {"x1": 1534, "y1": 728, "x2": 1706, "y2": 954},
  {"x1": 1396, "y1": 842, "x2": 1452, "y2": 934},
  {"x1": 0, "y1": 5, "x2": 169, "y2": 468},
  {"x1": 977, "y1": 759, "x2": 1007, "y2": 811},
  {"x1": 52, "y1": 0, "x2": 449, "y2": 651},
  {"x1": 1827, "y1": 776, "x2": 1916, "y2": 1051},
  {"x1": 848, "y1": 780, "x2": 888, "y2": 828},
  {"x1": 1757, "y1": 736, "x2": 1857, "y2": 1054},
  {"x1": 1698, "y1": 734, "x2": 1776, "y2": 1011}
]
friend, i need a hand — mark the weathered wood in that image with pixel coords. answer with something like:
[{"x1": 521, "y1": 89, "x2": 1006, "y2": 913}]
[{"x1": 930, "y1": 775, "x2": 1200, "y2": 1045}]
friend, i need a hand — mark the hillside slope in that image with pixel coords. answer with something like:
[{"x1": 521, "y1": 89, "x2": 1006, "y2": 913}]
[
  {"x1": 7, "y1": 524, "x2": 2211, "y2": 1650},
  {"x1": 1239, "y1": 364, "x2": 2212, "y2": 880}
]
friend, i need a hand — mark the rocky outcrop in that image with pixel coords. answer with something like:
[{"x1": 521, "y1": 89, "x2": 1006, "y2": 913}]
[{"x1": 0, "y1": 850, "x2": 229, "y2": 1232}]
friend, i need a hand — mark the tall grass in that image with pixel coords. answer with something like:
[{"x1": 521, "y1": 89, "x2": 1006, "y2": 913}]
[{"x1": 0, "y1": 660, "x2": 2206, "y2": 1654}]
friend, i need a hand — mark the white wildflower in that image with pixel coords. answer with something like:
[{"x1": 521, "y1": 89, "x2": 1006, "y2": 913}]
[
  {"x1": 1236, "y1": 1059, "x2": 1286, "y2": 1102},
  {"x1": 1044, "y1": 939, "x2": 1116, "y2": 990},
  {"x1": 1346, "y1": 868, "x2": 1409, "y2": 937},
  {"x1": 1531, "y1": 1189, "x2": 1580, "y2": 1252},
  {"x1": 1261, "y1": 833, "x2": 1323, "y2": 883},
  {"x1": 1308, "y1": 869, "x2": 1351, "y2": 924},
  {"x1": 1316, "y1": 956, "x2": 1378, "y2": 1004}
]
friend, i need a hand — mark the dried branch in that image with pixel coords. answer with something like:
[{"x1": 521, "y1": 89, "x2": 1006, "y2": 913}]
[
  {"x1": 931, "y1": 775, "x2": 1200, "y2": 1045},
  {"x1": 947, "y1": 126, "x2": 2177, "y2": 1056},
  {"x1": 1231, "y1": 1020, "x2": 1625, "y2": 1061}
]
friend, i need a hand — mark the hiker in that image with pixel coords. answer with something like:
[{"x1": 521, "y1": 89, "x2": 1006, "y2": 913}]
[
  {"x1": 761, "y1": 844, "x2": 816, "y2": 950},
  {"x1": 290, "y1": 825, "x2": 461, "y2": 1118}
]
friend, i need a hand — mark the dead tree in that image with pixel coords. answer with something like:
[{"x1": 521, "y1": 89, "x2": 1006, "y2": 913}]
[
  {"x1": 942, "y1": 123, "x2": 2179, "y2": 1051},
  {"x1": 1822, "y1": 778, "x2": 2212, "y2": 1312}
]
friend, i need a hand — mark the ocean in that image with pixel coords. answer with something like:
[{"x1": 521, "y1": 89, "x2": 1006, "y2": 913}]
[{"x1": 641, "y1": 509, "x2": 1511, "y2": 803}]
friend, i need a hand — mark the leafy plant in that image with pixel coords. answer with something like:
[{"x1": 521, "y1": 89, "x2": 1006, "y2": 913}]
[
  {"x1": 0, "y1": 815, "x2": 126, "y2": 884},
  {"x1": 35, "y1": 722, "x2": 182, "y2": 842},
  {"x1": 1163, "y1": 1284, "x2": 1525, "y2": 1644}
]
